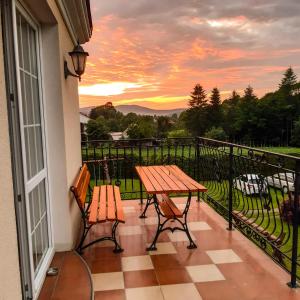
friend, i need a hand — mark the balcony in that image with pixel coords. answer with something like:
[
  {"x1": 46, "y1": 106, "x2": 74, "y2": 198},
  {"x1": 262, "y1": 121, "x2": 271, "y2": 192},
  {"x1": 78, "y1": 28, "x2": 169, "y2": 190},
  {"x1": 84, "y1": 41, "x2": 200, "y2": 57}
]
[{"x1": 39, "y1": 137, "x2": 300, "y2": 299}]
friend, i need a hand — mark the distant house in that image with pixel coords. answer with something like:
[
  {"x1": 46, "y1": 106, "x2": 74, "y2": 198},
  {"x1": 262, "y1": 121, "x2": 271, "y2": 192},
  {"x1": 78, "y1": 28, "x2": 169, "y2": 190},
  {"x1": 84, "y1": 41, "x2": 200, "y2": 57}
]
[
  {"x1": 80, "y1": 112, "x2": 91, "y2": 141},
  {"x1": 109, "y1": 131, "x2": 128, "y2": 141}
]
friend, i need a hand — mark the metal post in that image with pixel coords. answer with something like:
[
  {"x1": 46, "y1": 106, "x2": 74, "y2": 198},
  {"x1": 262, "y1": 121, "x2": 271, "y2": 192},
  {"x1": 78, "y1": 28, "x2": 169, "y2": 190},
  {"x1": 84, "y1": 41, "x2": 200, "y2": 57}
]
[
  {"x1": 227, "y1": 145, "x2": 234, "y2": 231},
  {"x1": 196, "y1": 137, "x2": 200, "y2": 202},
  {"x1": 139, "y1": 142, "x2": 143, "y2": 205},
  {"x1": 288, "y1": 160, "x2": 300, "y2": 288}
]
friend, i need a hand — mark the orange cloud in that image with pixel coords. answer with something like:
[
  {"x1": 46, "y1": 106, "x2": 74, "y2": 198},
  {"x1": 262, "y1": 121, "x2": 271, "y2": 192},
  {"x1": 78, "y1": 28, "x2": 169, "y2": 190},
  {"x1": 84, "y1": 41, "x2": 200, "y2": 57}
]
[{"x1": 79, "y1": 4, "x2": 300, "y2": 110}]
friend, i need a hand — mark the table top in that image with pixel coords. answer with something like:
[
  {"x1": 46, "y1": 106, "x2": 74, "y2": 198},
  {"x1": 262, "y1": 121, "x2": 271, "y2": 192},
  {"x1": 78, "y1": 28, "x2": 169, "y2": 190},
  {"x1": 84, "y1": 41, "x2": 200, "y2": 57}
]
[{"x1": 135, "y1": 165, "x2": 207, "y2": 194}]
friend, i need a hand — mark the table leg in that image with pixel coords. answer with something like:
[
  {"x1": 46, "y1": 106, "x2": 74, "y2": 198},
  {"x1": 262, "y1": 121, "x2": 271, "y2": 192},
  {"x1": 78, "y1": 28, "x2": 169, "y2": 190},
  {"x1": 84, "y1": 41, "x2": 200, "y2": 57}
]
[
  {"x1": 139, "y1": 194, "x2": 154, "y2": 218},
  {"x1": 146, "y1": 195, "x2": 165, "y2": 251},
  {"x1": 182, "y1": 192, "x2": 197, "y2": 249}
]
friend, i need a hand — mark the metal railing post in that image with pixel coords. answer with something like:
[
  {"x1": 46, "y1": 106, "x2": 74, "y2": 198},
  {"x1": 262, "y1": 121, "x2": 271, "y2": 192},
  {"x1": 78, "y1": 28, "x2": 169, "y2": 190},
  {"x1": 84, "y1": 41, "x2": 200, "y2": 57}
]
[
  {"x1": 227, "y1": 144, "x2": 234, "y2": 231},
  {"x1": 288, "y1": 160, "x2": 300, "y2": 288},
  {"x1": 139, "y1": 142, "x2": 143, "y2": 205},
  {"x1": 196, "y1": 137, "x2": 200, "y2": 202}
]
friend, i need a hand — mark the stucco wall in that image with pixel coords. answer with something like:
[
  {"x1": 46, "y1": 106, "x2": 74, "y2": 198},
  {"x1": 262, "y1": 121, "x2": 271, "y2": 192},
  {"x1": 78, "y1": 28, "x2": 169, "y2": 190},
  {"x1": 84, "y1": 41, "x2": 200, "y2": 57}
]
[
  {"x1": 0, "y1": 14, "x2": 22, "y2": 300},
  {"x1": 44, "y1": 0, "x2": 82, "y2": 250}
]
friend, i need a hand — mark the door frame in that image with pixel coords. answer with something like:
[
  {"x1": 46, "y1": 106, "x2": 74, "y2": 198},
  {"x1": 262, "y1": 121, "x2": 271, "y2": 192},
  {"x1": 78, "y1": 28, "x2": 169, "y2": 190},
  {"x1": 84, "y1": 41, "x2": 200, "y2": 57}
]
[{"x1": 3, "y1": 0, "x2": 55, "y2": 298}]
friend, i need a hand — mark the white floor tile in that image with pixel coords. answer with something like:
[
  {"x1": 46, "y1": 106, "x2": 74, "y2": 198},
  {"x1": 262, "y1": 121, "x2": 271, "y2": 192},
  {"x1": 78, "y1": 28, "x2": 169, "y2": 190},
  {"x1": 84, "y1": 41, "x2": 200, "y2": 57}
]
[
  {"x1": 206, "y1": 249, "x2": 242, "y2": 264},
  {"x1": 161, "y1": 283, "x2": 203, "y2": 300},
  {"x1": 140, "y1": 216, "x2": 158, "y2": 226},
  {"x1": 188, "y1": 221, "x2": 212, "y2": 231},
  {"x1": 167, "y1": 231, "x2": 196, "y2": 242},
  {"x1": 186, "y1": 264, "x2": 225, "y2": 282},
  {"x1": 119, "y1": 225, "x2": 142, "y2": 236},
  {"x1": 123, "y1": 206, "x2": 136, "y2": 214},
  {"x1": 125, "y1": 286, "x2": 164, "y2": 300},
  {"x1": 122, "y1": 255, "x2": 154, "y2": 271},
  {"x1": 148, "y1": 242, "x2": 177, "y2": 255},
  {"x1": 92, "y1": 272, "x2": 124, "y2": 291},
  {"x1": 176, "y1": 203, "x2": 190, "y2": 211}
]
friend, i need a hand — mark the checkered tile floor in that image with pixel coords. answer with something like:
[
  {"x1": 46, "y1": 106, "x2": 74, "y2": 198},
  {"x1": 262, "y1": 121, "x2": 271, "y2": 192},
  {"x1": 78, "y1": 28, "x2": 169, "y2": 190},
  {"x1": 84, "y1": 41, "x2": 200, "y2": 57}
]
[{"x1": 81, "y1": 198, "x2": 299, "y2": 300}]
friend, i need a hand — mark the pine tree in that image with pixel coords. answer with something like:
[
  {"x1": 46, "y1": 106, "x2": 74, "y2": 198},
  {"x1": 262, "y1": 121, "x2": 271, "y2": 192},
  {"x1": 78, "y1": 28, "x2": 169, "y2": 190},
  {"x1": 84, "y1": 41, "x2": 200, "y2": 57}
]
[
  {"x1": 208, "y1": 87, "x2": 222, "y2": 127},
  {"x1": 243, "y1": 85, "x2": 257, "y2": 102},
  {"x1": 210, "y1": 87, "x2": 221, "y2": 107},
  {"x1": 279, "y1": 67, "x2": 297, "y2": 96},
  {"x1": 189, "y1": 84, "x2": 207, "y2": 108}
]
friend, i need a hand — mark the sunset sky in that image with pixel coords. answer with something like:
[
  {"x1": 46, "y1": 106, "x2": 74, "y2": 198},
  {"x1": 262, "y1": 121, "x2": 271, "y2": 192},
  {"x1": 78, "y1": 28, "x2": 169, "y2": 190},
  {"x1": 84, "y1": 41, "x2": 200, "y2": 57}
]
[{"x1": 79, "y1": 0, "x2": 300, "y2": 109}]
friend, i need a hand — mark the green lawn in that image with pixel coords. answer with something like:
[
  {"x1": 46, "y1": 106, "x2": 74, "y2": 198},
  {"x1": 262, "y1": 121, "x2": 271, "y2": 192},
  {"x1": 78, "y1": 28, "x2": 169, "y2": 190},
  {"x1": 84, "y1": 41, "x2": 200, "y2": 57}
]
[{"x1": 260, "y1": 147, "x2": 300, "y2": 157}]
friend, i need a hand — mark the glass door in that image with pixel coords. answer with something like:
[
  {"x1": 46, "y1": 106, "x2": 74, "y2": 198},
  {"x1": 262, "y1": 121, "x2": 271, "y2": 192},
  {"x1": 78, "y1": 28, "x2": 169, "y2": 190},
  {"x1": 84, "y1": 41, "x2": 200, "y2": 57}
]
[{"x1": 13, "y1": 2, "x2": 53, "y2": 295}]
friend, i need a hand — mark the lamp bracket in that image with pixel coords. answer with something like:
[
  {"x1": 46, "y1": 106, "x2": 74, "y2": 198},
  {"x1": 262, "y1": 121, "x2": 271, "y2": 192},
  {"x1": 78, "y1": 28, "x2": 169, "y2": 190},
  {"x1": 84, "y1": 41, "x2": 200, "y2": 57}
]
[{"x1": 64, "y1": 60, "x2": 81, "y2": 81}]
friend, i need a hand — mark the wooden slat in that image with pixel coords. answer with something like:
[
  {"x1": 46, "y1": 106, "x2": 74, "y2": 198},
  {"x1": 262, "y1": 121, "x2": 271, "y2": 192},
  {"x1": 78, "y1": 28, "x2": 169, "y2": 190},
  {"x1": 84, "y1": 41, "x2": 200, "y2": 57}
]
[
  {"x1": 74, "y1": 164, "x2": 88, "y2": 196},
  {"x1": 135, "y1": 166, "x2": 156, "y2": 192},
  {"x1": 151, "y1": 166, "x2": 179, "y2": 191},
  {"x1": 168, "y1": 165, "x2": 207, "y2": 192},
  {"x1": 78, "y1": 171, "x2": 90, "y2": 208},
  {"x1": 157, "y1": 195, "x2": 174, "y2": 219},
  {"x1": 147, "y1": 166, "x2": 172, "y2": 191},
  {"x1": 171, "y1": 165, "x2": 207, "y2": 191},
  {"x1": 98, "y1": 185, "x2": 107, "y2": 222},
  {"x1": 89, "y1": 186, "x2": 100, "y2": 224},
  {"x1": 164, "y1": 196, "x2": 183, "y2": 217},
  {"x1": 158, "y1": 166, "x2": 189, "y2": 192},
  {"x1": 107, "y1": 185, "x2": 116, "y2": 221},
  {"x1": 142, "y1": 166, "x2": 165, "y2": 193},
  {"x1": 114, "y1": 186, "x2": 125, "y2": 223}
]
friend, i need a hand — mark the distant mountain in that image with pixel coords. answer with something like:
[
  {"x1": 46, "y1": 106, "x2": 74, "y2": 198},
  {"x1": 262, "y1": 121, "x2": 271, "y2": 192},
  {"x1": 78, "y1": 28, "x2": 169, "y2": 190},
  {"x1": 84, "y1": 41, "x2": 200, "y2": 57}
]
[
  {"x1": 80, "y1": 106, "x2": 95, "y2": 116},
  {"x1": 80, "y1": 104, "x2": 185, "y2": 117}
]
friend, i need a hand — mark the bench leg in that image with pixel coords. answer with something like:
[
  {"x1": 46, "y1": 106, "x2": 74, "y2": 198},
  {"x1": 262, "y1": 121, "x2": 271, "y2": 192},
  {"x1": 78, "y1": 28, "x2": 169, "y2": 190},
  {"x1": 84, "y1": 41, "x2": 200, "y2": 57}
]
[
  {"x1": 112, "y1": 221, "x2": 124, "y2": 253},
  {"x1": 76, "y1": 219, "x2": 123, "y2": 254},
  {"x1": 76, "y1": 216, "x2": 93, "y2": 254},
  {"x1": 139, "y1": 194, "x2": 154, "y2": 218}
]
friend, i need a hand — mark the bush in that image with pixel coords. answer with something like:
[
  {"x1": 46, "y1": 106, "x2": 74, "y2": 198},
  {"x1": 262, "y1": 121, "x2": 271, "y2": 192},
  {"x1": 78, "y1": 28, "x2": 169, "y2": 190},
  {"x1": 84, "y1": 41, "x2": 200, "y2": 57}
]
[{"x1": 204, "y1": 127, "x2": 228, "y2": 141}]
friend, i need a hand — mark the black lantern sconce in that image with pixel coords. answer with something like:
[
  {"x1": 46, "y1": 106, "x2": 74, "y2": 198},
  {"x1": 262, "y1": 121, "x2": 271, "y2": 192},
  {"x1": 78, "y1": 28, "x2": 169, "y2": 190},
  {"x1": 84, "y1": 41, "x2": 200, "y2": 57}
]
[{"x1": 64, "y1": 43, "x2": 89, "y2": 81}]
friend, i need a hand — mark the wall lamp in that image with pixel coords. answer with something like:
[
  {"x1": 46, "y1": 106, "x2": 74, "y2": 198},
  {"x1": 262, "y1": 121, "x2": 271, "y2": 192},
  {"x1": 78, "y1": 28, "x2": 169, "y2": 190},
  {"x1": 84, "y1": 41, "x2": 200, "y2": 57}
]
[{"x1": 64, "y1": 43, "x2": 89, "y2": 81}]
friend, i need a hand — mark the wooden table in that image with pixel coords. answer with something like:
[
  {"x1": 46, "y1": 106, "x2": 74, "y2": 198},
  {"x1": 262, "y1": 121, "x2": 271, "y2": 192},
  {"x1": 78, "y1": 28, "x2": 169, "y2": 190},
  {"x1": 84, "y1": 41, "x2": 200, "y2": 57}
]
[{"x1": 135, "y1": 165, "x2": 207, "y2": 250}]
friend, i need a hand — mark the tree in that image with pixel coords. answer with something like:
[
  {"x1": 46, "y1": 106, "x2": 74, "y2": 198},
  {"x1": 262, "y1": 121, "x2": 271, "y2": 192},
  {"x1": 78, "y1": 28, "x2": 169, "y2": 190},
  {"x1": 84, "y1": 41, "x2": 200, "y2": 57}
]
[
  {"x1": 188, "y1": 84, "x2": 207, "y2": 108},
  {"x1": 156, "y1": 116, "x2": 173, "y2": 138},
  {"x1": 279, "y1": 67, "x2": 297, "y2": 96},
  {"x1": 126, "y1": 117, "x2": 156, "y2": 139},
  {"x1": 291, "y1": 117, "x2": 300, "y2": 146},
  {"x1": 208, "y1": 87, "x2": 222, "y2": 128},
  {"x1": 86, "y1": 116, "x2": 110, "y2": 140},
  {"x1": 222, "y1": 90, "x2": 241, "y2": 140},
  {"x1": 89, "y1": 102, "x2": 122, "y2": 120},
  {"x1": 204, "y1": 126, "x2": 228, "y2": 141}
]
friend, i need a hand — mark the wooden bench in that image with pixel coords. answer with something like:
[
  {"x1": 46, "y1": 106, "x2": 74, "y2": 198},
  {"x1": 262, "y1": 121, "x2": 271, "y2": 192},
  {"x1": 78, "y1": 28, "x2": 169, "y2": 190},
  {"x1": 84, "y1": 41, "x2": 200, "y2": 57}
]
[
  {"x1": 157, "y1": 194, "x2": 183, "y2": 219},
  {"x1": 70, "y1": 164, "x2": 125, "y2": 253}
]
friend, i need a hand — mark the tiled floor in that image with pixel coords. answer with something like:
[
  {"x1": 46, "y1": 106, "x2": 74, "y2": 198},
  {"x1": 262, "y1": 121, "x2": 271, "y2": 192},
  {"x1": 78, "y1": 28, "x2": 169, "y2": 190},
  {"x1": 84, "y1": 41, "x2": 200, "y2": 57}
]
[{"x1": 81, "y1": 197, "x2": 300, "y2": 300}]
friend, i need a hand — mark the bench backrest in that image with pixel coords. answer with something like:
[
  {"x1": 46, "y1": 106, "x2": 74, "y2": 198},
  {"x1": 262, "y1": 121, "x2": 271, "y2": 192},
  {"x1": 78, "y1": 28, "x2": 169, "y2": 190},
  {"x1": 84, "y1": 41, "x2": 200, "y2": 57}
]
[{"x1": 70, "y1": 164, "x2": 91, "y2": 210}]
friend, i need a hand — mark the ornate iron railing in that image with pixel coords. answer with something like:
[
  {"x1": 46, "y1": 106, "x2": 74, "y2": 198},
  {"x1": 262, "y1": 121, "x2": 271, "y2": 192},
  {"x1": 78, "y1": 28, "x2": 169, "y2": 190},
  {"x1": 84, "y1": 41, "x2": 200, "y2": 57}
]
[{"x1": 81, "y1": 137, "x2": 300, "y2": 286}]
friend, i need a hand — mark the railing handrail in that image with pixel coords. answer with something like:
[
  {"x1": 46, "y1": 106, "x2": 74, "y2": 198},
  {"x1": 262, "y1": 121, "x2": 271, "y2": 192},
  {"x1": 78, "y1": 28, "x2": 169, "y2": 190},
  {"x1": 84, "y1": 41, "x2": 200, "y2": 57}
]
[{"x1": 198, "y1": 137, "x2": 300, "y2": 162}]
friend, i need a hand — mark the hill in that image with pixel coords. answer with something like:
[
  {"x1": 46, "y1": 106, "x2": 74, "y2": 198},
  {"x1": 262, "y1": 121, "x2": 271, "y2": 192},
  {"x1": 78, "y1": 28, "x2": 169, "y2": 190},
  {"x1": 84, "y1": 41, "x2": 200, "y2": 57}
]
[{"x1": 80, "y1": 104, "x2": 185, "y2": 116}]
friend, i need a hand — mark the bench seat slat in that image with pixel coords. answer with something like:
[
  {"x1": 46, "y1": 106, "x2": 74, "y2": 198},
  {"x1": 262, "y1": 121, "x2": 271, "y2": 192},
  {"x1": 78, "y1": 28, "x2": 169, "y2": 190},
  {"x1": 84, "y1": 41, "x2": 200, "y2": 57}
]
[
  {"x1": 158, "y1": 200, "x2": 174, "y2": 218},
  {"x1": 107, "y1": 185, "x2": 116, "y2": 221},
  {"x1": 114, "y1": 186, "x2": 125, "y2": 223},
  {"x1": 89, "y1": 186, "x2": 100, "y2": 224},
  {"x1": 165, "y1": 196, "x2": 183, "y2": 217},
  {"x1": 98, "y1": 185, "x2": 107, "y2": 222}
]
